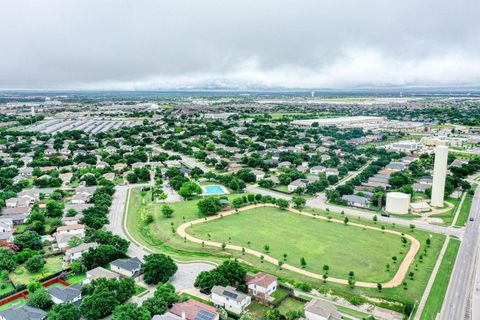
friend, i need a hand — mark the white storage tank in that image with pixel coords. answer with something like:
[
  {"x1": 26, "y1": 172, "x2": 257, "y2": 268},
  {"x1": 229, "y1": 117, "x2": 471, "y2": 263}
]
[{"x1": 385, "y1": 192, "x2": 410, "y2": 215}]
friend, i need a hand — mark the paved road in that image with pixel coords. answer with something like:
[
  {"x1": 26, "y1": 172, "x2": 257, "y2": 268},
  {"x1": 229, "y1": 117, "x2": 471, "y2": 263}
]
[
  {"x1": 107, "y1": 184, "x2": 215, "y2": 293},
  {"x1": 178, "y1": 203, "x2": 420, "y2": 288},
  {"x1": 440, "y1": 186, "x2": 480, "y2": 320},
  {"x1": 247, "y1": 185, "x2": 464, "y2": 238}
]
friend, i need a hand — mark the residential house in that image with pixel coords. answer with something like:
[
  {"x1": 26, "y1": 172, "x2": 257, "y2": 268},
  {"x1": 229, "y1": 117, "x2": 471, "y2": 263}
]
[
  {"x1": 325, "y1": 168, "x2": 339, "y2": 176},
  {"x1": 288, "y1": 179, "x2": 308, "y2": 192},
  {"x1": 304, "y1": 299, "x2": 341, "y2": 320},
  {"x1": 110, "y1": 257, "x2": 142, "y2": 277},
  {"x1": 385, "y1": 162, "x2": 407, "y2": 172},
  {"x1": 64, "y1": 242, "x2": 98, "y2": 262},
  {"x1": 0, "y1": 305, "x2": 47, "y2": 320},
  {"x1": 245, "y1": 272, "x2": 278, "y2": 302},
  {"x1": 211, "y1": 285, "x2": 251, "y2": 314},
  {"x1": 252, "y1": 170, "x2": 265, "y2": 181},
  {"x1": 56, "y1": 224, "x2": 85, "y2": 237},
  {"x1": 158, "y1": 299, "x2": 220, "y2": 320},
  {"x1": 47, "y1": 284, "x2": 82, "y2": 304},
  {"x1": 341, "y1": 195, "x2": 370, "y2": 208},
  {"x1": 413, "y1": 183, "x2": 430, "y2": 193},
  {"x1": 310, "y1": 166, "x2": 326, "y2": 175},
  {"x1": 83, "y1": 267, "x2": 119, "y2": 285}
]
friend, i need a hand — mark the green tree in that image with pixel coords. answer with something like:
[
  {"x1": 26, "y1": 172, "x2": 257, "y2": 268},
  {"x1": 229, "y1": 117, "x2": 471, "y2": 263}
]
[
  {"x1": 14, "y1": 231, "x2": 42, "y2": 250},
  {"x1": 48, "y1": 303, "x2": 81, "y2": 320},
  {"x1": 300, "y1": 257, "x2": 307, "y2": 268},
  {"x1": 142, "y1": 254, "x2": 178, "y2": 285},
  {"x1": 292, "y1": 196, "x2": 306, "y2": 210},
  {"x1": 0, "y1": 248, "x2": 17, "y2": 272},
  {"x1": 275, "y1": 198, "x2": 289, "y2": 210},
  {"x1": 197, "y1": 197, "x2": 222, "y2": 216},
  {"x1": 161, "y1": 205, "x2": 174, "y2": 218},
  {"x1": 112, "y1": 303, "x2": 151, "y2": 320},
  {"x1": 29, "y1": 288, "x2": 53, "y2": 310},
  {"x1": 142, "y1": 283, "x2": 178, "y2": 316},
  {"x1": 25, "y1": 255, "x2": 46, "y2": 273}
]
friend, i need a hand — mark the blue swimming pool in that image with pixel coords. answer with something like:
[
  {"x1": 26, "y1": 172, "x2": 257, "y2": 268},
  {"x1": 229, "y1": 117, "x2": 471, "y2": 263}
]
[{"x1": 202, "y1": 185, "x2": 227, "y2": 195}]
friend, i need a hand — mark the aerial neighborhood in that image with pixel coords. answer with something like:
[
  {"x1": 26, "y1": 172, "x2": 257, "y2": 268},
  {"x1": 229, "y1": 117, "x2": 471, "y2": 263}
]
[{"x1": 0, "y1": 94, "x2": 479, "y2": 320}]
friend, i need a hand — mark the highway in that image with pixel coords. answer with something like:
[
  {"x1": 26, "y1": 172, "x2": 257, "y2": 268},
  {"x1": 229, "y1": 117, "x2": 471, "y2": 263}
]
[{"x1": 439, "y1": 186, "x2": 480, "y2": 320}]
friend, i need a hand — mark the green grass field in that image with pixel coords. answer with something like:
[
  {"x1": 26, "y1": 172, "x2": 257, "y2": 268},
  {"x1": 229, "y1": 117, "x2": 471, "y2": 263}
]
[
  {"x1": 9, "y1": 256, "x2": 64, "y2": 286},
  {"x1": 127, "y1": 189, "x2": 444, "y2": 311},
  {"x1": 420, "y1": 238, "x2": 460, "y2": 320},
  {"x1": 188, "y1": 206, "x2": 408, "y2": 282},
  {"x1": 455, "y1": 186, "x2": 477, "y2": 227}
]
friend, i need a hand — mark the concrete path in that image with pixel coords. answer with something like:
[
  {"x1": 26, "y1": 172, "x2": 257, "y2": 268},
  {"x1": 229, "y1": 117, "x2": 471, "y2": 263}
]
[{"x1": 177, "y1": 203, "x2": 420, "y2": 288}]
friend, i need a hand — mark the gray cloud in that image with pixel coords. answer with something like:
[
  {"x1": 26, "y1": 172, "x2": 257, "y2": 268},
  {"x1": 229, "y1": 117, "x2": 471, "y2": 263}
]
[{"x1": 0, "y1": 0, "x2": 479, "y2": 89}]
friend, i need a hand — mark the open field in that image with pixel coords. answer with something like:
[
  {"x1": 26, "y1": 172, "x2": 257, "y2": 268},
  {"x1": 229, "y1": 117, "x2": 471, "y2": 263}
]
[
  {"x1": 188, "y1": 206, "x2": 408, "y2": 282},
  {"x1": 420, "y1": 238, "x2": 460, "y2": 320},
  {"x1": 126, "y1": 189, "x2": 445, "y2": 309}
]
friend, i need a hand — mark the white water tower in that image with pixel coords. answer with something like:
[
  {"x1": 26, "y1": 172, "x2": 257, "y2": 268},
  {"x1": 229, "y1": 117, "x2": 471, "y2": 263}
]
[{"x1": 431, "y1": 146, "x2": 449, "y2": 207}]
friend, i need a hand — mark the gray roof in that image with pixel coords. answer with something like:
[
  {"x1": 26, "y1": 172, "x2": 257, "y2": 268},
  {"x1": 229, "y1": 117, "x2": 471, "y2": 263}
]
[
  {"x1": 211, "y1": 285, "x2": 248, "y2": 302},
  {"x1": 110, "y1": 257, "x2": 142, "y2": 273},
  {"x1": 342, "y1": 194, "x2": 370, "y2": 205},
  {"x1": 304, "y1": 299, "x2": 341, "y2": 320},
  {"x1": 0, "y1": 305, "x2": 47, "y2": 320},
  {"x1": 47, "y1": 284, "x2": 82, "y2": 303}
]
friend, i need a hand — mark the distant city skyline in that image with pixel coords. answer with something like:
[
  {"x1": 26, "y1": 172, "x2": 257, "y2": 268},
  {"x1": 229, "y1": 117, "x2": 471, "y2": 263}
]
[{"x1": 0, "y1": 0, "x2": 479, "y2": 90}]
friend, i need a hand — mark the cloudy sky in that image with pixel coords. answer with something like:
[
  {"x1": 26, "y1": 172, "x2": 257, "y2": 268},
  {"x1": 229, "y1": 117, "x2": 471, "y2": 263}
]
[{"x1": 1, "y1": 0, "x2": 479, "y2": 90}]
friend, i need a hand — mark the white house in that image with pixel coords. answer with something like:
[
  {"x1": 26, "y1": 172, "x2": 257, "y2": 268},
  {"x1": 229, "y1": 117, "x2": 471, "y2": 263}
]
[
  {"x1": 211, "y1": 286, "x2": 251, "y2": 314},
  {"x1": 288, "y1": 179, "x2": 308, "y2": 192},
  {"x1": 110, "y1": 257, "x2": 142, "y2": 277},
  {"x1": 304, "y1": 299, "x2": 341, "y2": 320},
  {"x1": 47, "y1": 284, "x2": 82, "y2": 304},
  {"x1": 83, "y1": 267, "x2": 119, "y2": 285},
  {"x1": 252, "y1": 170, "x2": 265, "y2": 181},
  {"x1": 246, "y1": 272, "x2": 278, "y2": 302},
  {"x1": 56, "y1": 224, "x2": 85, "y2": 237},
  {"x1": 310, "y1": 166, "x2": 326, "y2": 175},
  {"x1": 64, "y1": 242, "x2": 98, "y2": 262}
]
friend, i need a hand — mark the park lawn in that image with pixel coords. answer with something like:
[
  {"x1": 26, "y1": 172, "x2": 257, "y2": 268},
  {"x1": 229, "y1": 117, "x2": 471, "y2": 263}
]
[
  {"x1": 126, "y1": 188, "x2": 245, "y2": 262},
  {"x1": 277, "y1": 297, "x2": 306, "y2": 315},
  {"x1": 429, "y1": 197, "x2": 460, "y2": 226},
  {"x1": 420, "y1": 238, "x2": 460, "y2": 320},
  {"x1": 0, "y1": 282, "x2": 14, "y2": 296},
  {"x1": 188, "y1": 206, "x2": 409, "y2": 282},
  {"x1": 127, "y1": 189, "x2": 444, "y2": 310},
  {"x1": 455, "y1": 186, "x2": 476, "y2": 227},
  {"x1": 9, "y1": 256, "x2": 64, "y2": 286}
]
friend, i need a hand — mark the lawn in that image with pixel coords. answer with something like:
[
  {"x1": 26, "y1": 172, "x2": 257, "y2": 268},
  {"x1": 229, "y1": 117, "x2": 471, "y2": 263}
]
[
  {"x1": 187, "y1": 206, "x2": 409, "y2": 282},
  {"x1": 66, "y1": 273, "x2": 86, "y2": 285},
  {"x1": 125, "y1": 188, "x2": 246, "y2": 262},
  {"x1": 0, "y1": 282, "x2": 14, "y2": 296},
  {"x1": 420, "y1": 238, "x2": 460, "y2": 320},
  {"x1": 277, "y1": 297, "x2": 305, "y2": 315},
  {"x1": 127, "y1": 189, "x2": 444, "y2": 311},
  {"x1": 455, "y1": 186, "x2": 476, "y2": 227},
  {"x1": 9, "y1": 256, "x2": 64, "y2": 286}
]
